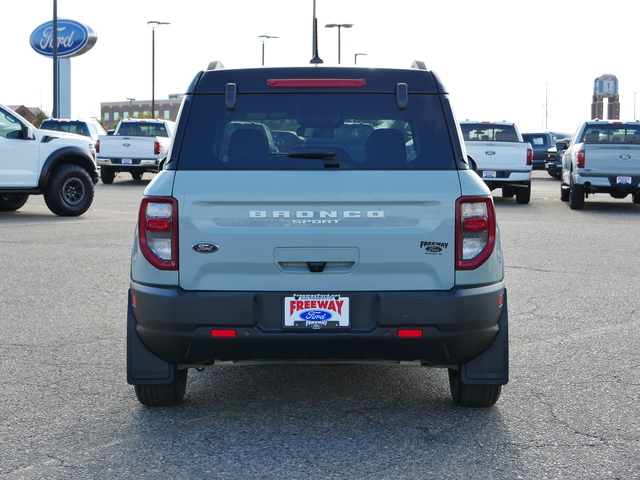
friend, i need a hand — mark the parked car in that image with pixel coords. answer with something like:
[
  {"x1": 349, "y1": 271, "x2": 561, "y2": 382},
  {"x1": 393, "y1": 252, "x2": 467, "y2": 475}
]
[
  {"x1": 271, "y1": 130, "x2": 305, "y2": 152},
  {"x1": 127, "y1": 61, "x2": 509, "y2": 408},
  {"x1": 40, "y1": 118, "x2": 106, "y2": 143},
  {"x1": 96, "y1": 119, "x2": 175, "y2": 183},
  {"x1": 560, "y1": 120, "x2": 640, "y2": 209},
  {"x1": 522, "y1": 132, "x2": 571, "y2": 171},
  {"x1": 0, "y1": 104, "x2": 98, "y2": 216},
  {"x1": 461, "y1": 121, "x2": 533, "y2": 203}
]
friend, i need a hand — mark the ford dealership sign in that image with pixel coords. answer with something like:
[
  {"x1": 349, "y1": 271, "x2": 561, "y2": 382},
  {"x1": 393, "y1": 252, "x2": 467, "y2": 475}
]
[{"x1": 30, "y1": 19, "x2": 97, "y2": 58}]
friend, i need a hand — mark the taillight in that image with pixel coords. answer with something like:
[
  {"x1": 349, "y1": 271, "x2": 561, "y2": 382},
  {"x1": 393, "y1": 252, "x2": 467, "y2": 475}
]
[
  {"x1": 576, "y1": 149, "x2": 585, "y2": 168},
  {"x1": 95, "y1": 139, "x2": 100, "y2": 153},
  {"x1": 138, "y1": 197, "x2": 178, "y2": 270},
  {"x1": 154, "y1": 141, "x2": 161, "y2": 155},
  {"x1": 456, "y1": 197, "x2": 496, "y2": 270},
  {"x1": 526, "y1": 147, "x2": 533, "y2": 166}
]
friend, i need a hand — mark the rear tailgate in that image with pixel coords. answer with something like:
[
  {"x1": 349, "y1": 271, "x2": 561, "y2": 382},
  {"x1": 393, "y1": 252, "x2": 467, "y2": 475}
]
[
  {"x1": 465, "y1": 141, "x2": 529, "y2": 172},
  {"x1": 174, "y1": 170, "x2": 460, "y2": 292},
  {"x1": 97, "y1": 136, "x2": 155, "y2": 159},
  {"x1": 583, "y1": 144, "x2": 640, "y2": 176}
]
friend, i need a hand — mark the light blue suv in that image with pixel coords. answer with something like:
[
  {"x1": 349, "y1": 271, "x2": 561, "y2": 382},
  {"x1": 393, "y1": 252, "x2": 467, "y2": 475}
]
[{"x1": 127, "y1": 62, "x2": 509, "y2": 407}]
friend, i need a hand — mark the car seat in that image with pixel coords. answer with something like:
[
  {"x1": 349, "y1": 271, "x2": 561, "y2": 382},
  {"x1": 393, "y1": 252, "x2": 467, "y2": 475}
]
[{"x1": 364, "y1": 129, "x2": 406, "y2": 168}]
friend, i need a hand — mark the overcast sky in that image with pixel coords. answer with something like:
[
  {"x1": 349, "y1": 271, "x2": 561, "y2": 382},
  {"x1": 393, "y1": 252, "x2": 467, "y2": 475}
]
[{"x1": 4, "y1": 0, "x2": 640, "y2": 134}]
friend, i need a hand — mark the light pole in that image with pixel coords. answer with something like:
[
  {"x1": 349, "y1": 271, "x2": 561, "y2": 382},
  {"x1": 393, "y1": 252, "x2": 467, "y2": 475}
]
[
  {"x1": 259, "y1": 35, "x2": 279, "y2": 66},
  {"x1": 126, "y1": 98, "x2": 135, "y2": 118},
  {"x1": 325, "y1": 23, "x2": 353, "y2": 64},
  {"x1": 354, "y1": 53, "x2": 367, "y2": 65},
  {"x1": 147, "y1": 21, "x2": 170, "y2": 119}
]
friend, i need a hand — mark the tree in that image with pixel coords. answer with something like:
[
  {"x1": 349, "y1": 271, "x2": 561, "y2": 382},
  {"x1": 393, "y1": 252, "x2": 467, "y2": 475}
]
[{"x1": 33, "y1": 108, "x2": 49, "y2": 128}]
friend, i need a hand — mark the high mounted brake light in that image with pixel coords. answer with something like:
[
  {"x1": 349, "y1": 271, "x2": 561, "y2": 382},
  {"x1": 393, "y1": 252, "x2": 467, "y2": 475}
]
[
  {"x1": 267, "y1": 79, "x2": 366, "y2": 88},
  {"x1": 139, "y1": 197, "x2": 178, "y2": 270}
]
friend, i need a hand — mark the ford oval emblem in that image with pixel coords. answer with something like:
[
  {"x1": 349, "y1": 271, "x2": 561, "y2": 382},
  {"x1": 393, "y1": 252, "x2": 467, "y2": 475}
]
[
  {"x1": 620, "y1": 154, "x2": 632, "y2": 160},
  {"x1": 30, "y1": 19, "x2": 98, "y2": 58},
  {"x1": 299, "y1": 310, "x2": 333, "y2": 321},
  {"x1": 485, "y1": 150, "x2": 496, "y2": 156},
  {"x1": 191, "y1": 242, "x2": 220, "y2": 254},
  {"x1": 425, "y1": 245, "x2": 442, "y2": 253},
  {"x1": 123, "y1": 143, "x2": 131, "y2": 147}
]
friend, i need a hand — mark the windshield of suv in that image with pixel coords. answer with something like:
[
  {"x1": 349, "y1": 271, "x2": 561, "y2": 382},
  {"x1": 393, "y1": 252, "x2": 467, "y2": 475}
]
[
  {"x1": 176, "y1": 93, "x2": 456, "y2": 170},
  {"x1": 461, "y1": 124, "x2": 519, "y2": 142}
]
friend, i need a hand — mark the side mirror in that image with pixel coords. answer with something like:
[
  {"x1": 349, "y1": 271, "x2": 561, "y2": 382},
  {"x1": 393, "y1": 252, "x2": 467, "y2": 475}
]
[
  {"x1": 107, "y1": 130, "x2": 115, "y2": 136},
  {"x1": 556, "y1": 142, "x2": 568, "y2": 151},
  {"x1": 467, "y1": 155, "x2": 477, "y2": 172}
]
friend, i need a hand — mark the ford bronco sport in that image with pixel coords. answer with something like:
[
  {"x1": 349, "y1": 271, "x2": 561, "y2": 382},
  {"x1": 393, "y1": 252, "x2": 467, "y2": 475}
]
[{"x1": 127, "y1": 61, "x2": 509, "y2": 407}]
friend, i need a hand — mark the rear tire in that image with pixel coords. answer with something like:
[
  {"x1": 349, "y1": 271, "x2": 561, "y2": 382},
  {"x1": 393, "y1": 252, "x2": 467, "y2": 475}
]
[
  {"x1": 44, "y1": 165, "x2": 94, "y2": 216},
  {"x1": 448, "y1": 368, "x2": 502, "y2": 408},
  {"x1": 131, "y1": 172, "x2": 143, "y2": 181},
  {"x1": 100, "y1": 167, "x2": 116, "y2": 184},
  {"x1": 569, "y1": 179, "x2": 585, "y2": 210},
  {"x1": 0, "y1": 194, "x2": 29, "y2": 211},
  {"x1": 134, "y1": 367, "x2": 188, "y2": 407},
  {"x1": 633, "y1": 193, "x2": 640, "y2": 204},
  {"x1": 515, "y1": 182, "x2": 531, "y2": 204}
]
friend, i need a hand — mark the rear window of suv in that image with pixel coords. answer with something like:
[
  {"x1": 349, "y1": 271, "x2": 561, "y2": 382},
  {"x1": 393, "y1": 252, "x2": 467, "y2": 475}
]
[{"x1": 175, "y1": 93, "x2": 456, "y2": 170}]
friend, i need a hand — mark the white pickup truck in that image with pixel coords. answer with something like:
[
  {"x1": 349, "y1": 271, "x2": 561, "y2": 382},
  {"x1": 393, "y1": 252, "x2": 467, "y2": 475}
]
[
  {"x1": 0, "y1": 104, "x2": 98, "y2": 216},
  {"x1": 460, "y1": 121, "x2": 533, "y2": 204},
  {"x1": 95, "y1": 119, "x2": 175, "y2": 183},
  {"x1": 559, "y1": 120, "x2": 640, "y2": 209}
]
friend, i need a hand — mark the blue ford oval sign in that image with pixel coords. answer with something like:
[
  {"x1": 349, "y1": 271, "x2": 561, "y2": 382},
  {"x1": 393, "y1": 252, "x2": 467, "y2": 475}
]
[{"x1": 30, "y1": 19, "x2": 97, "y2": 58}]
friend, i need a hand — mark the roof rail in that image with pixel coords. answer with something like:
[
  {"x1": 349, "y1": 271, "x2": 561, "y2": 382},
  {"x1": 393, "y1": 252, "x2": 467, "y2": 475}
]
[
  {"x1": 411, "y1": 60, "x2": 427, "y2": 70},
  {"x1": 207, "y1": 60, "x2": 225, "y2": 70}
]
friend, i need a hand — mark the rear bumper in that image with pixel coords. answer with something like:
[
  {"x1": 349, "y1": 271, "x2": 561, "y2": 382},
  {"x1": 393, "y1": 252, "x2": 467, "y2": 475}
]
[
  {"x1": 128, "y1": 281, "x2": 506, "y2": 372},
  {"x1": 478, "y1": 170, "x2": 531, "y2": 190},
  {"x1": 97, "y1": 158, "x2": 160, "y2": 171},
  {"x1": 574, "y1": 173, "x2": 640, "y2": 193}
]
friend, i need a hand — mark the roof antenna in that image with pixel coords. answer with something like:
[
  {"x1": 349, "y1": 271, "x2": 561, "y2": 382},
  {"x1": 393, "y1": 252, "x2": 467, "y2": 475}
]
[{"x1": 310, "y1": 0, "x2": 323, "y2": 64}]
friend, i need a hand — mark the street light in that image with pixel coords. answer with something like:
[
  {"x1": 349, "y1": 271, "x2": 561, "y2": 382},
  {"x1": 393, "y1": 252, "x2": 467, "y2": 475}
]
[
  {"x1": 325, "y1": 23, "x2": 353, "y2": 64},
  {"x1": 354, "y1": 53, "x2": 367, "y2": 65},
  {"x1": 147, "y1": 21, "x2": 170, "y2": 119},
  {"x1": 258, "y1": 35, "x2": 279, "y2": 66},
  {"x1": 126, "y1": 98, "x2": 135, "y2": 118}
]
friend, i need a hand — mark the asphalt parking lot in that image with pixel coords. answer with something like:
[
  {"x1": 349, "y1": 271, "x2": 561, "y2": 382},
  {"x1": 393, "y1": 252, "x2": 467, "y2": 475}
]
[{"x1": 1, "y1": 171, "x2": 638, "y2": 479}]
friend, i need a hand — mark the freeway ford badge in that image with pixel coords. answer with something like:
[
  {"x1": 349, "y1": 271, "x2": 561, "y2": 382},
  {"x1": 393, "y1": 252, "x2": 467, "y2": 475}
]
[{"x1": 284, "y1": 294, "x2": 350, "y2": 329}]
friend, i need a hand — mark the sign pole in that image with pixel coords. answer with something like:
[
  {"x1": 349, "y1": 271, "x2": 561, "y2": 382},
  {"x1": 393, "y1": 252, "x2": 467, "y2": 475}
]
[{"x1": 52, "y1": 0, "x2": 58, "y2": 118}]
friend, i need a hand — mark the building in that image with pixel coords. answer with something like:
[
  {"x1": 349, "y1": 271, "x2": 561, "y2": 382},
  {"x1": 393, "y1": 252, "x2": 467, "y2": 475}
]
[
  {"x1": 8, "y1": 105, "x2": 40, "y2": 124},
  {"x1": 100, "y1": 94, "x2": 184, "y2": 128}
]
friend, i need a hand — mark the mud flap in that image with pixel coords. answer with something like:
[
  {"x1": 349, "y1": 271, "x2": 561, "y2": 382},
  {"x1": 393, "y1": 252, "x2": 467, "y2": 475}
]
[
  {"x1": 460, "y1": 289, "x2": 509, "y2": 385},
  {"x1": 127, "y1": 290, "x2": 175, "y2": 385}
]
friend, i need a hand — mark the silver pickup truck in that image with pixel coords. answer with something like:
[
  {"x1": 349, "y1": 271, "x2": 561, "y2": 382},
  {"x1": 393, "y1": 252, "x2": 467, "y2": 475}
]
[{"x1": 559, "y1": 120, "x2": 640, "y2": 209}]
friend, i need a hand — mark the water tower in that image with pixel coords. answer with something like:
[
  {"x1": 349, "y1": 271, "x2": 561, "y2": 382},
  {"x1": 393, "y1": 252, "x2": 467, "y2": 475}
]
[{"x1": 591, "y1": 74, "x2": 619, "y2": 120}]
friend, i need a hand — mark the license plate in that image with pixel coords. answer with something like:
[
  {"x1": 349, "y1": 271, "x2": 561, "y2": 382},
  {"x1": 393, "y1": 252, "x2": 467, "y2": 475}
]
[
  {"x1": 122, "y1": 159, "x2": 133, "y2": 165},
  {"x1": 284, "y1": 294, "x2": 350, "y2": 329},
  {"x1": 617, "y1": 176, "x2": 632, "y2": 184},
  {"x1": 483, "y1": 170, "x2": 497, "y2": 178}
]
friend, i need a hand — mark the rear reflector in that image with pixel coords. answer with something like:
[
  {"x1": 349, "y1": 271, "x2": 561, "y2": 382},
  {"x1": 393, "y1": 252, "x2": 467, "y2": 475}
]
[
  {"x1": 267, "y1": 79, "x2": 366, "y2": 88},
  {"x1": 211, "y1": 329, "x2": 237, "y2": 338},
  {"x1": 397, "y1": 329, "x2": 423, "y2": 338}
]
